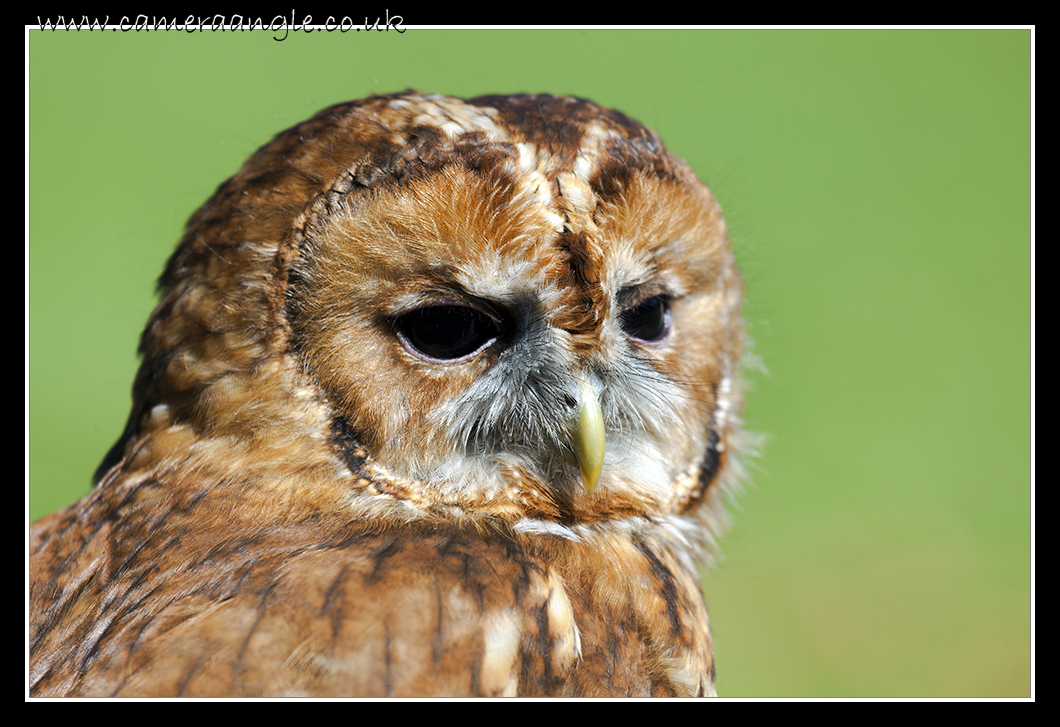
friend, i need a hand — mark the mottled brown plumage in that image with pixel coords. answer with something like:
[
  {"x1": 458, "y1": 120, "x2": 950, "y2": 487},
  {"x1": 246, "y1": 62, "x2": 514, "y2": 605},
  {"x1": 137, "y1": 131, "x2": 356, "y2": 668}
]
[{"x1": 30, "y1": 92, "x2": 745, "y2": 697}]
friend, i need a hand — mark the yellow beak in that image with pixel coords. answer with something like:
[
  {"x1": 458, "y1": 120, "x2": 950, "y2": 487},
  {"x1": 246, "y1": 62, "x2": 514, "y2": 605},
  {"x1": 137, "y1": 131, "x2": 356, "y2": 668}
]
[{"x1": 568, "y1": 377, "x2": 605, "y2": 495}]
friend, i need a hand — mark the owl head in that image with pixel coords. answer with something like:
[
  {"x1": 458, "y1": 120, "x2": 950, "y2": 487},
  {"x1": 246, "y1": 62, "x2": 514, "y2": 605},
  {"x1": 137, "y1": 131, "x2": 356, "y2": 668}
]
[{"x1": 98, "y1": 92, "x2": 744, "y2": 539}]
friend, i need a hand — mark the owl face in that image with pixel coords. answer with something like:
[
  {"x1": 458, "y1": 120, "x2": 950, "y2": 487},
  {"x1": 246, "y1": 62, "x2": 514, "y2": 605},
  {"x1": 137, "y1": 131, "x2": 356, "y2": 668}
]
[{"x1": 113, "y1": 92, "x2": 743, "y2": 529}]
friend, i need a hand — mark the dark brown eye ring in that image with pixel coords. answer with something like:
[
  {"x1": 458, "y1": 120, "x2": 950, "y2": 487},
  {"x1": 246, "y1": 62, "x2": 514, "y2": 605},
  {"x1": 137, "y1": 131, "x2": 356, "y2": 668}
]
[
  {"x1": 620, "y1": 296, "x2": 672, "y2": 344},
  {"x1": 394, "y1": 304, "x2": 502, "y2": 362}
]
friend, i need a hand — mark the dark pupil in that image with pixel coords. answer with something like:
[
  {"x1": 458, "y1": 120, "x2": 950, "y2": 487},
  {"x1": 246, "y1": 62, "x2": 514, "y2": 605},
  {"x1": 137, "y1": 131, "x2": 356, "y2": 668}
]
[
  {"x1": 621, "y1": 296, "x2": 670, "y2": 342},
  {"x1": 398, "y1": 305, "x2": 498, "y2": 361}
]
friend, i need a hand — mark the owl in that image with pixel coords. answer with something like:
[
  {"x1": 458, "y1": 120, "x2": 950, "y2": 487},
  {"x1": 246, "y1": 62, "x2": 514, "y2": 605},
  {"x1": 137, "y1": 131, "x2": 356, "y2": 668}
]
[{"x1": 29, "y1": 92, "x2": 745, "y2": 697}]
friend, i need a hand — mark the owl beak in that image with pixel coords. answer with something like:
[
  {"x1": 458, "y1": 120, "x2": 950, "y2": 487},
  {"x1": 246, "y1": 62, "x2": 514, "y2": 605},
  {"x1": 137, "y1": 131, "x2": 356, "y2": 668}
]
[{"x1": 567, "y1": 377, "x2": 605, "y2": 495}]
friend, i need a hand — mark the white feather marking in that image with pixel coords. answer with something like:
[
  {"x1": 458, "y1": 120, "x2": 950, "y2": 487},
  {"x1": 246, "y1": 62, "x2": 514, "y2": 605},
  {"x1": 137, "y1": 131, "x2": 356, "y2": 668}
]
[
  {"x1": 480, "y1": 608, "x2": 522, "y2": 697},
  {"x1": 511, "y1": 518, "x2": 583, "y2": 542}
]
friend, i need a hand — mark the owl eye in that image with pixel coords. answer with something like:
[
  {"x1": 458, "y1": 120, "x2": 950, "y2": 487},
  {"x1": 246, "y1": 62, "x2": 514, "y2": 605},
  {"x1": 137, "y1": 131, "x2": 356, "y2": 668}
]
[
  {"x1": 620, "y1": 296, "x2": 672, "y2": 344},
  {"x1": 395, "y1": 304, "x2": 502, "y2": 362}
]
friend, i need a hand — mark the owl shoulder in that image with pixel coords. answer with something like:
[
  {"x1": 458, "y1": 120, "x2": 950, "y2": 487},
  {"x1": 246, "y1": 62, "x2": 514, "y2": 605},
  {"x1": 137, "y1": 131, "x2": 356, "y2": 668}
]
[{"x1": 30, "y1": 485, "x2": 576, "y2": 697}]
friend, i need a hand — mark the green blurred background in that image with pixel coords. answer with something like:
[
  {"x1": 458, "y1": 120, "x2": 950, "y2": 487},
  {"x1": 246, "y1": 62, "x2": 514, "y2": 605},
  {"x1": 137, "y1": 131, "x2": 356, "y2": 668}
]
[{"x1": 28, "y1": 29, "x2": 1031, "y2": 697}]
